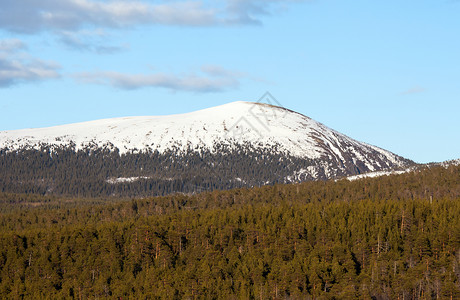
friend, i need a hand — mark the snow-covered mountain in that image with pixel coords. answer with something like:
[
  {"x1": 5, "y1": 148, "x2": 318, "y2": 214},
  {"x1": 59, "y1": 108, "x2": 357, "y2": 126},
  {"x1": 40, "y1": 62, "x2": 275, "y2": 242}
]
[{"x1": 0, "y1": 101, "x2": 411, "y2": 183}]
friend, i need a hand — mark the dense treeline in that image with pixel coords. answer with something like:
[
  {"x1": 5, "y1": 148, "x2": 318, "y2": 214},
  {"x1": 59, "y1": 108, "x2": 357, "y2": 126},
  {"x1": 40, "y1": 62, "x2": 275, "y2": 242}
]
[
  {"x1": 2, "y1": 199, "x2": 459, "y2": 299},
  {"x1": 0, "y1": 145, "x2": 405, "y2": 197},
  {"x1": 0, "y1": 164, "x2": 459, "y2": 298},
  {"x1": 0, "y1": 162, "x2": 458, "y2": 218}
]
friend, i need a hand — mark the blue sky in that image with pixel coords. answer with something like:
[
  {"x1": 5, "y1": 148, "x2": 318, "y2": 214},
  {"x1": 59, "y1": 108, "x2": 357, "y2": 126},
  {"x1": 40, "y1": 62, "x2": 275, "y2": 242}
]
[{"x1": 0, "y1": 0, "x2": 459, "y2": 163}]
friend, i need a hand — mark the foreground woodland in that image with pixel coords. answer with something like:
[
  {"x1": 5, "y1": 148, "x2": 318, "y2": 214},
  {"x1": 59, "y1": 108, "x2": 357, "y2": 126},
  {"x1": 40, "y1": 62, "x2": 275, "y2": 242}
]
[{"x1": 0, "y1": 164, "x2": 459, "y2": 299}]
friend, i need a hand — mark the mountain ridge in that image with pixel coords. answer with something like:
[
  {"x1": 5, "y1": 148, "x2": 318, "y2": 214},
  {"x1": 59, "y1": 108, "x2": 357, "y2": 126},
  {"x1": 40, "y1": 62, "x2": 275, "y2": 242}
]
[
  {"x1": 0, "y1": 101, "x2": 407, "y2": 163},
  {"x1": 0, "y1": 101, "x2": 413, "y2": 196}
]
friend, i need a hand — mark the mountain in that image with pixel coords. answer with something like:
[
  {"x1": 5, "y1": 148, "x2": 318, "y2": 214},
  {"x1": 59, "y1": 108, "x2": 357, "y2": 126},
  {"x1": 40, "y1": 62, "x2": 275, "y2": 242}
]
[
  {"x1": 345, "y1": 158, "x2": 460, "y2": 181},
  {"x1": 0, "y1": 101, "x2": 412, "y2": 196}
]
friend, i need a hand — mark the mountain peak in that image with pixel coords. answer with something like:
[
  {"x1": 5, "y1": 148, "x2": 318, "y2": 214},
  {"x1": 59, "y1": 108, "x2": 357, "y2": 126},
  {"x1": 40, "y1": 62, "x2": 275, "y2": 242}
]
[{"x1": 0, "y1": 101, "x2": 411, "y2": 180}]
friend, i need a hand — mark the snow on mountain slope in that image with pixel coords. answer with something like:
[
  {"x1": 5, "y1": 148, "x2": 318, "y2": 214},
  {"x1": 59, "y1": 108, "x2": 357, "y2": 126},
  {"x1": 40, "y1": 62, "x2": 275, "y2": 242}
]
[
  {"x1": 0, "y1": 101, "x2": 410, "y2": 177},
  {"x1": 343, "y1": 158, "x2": 460, "y2": 181},
  {"x1": 437, "y1": 159, "x2": 460, "y2": 168},
  {"x1": 345, "y1": 169, "x2": 413, "y2": 181}
]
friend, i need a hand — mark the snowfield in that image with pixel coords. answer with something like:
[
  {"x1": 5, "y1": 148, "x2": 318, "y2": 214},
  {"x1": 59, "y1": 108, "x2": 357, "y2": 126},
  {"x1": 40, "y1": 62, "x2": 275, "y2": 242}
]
[{"x1": 0, "y1": 101, "x2": 408, "y2": 174}]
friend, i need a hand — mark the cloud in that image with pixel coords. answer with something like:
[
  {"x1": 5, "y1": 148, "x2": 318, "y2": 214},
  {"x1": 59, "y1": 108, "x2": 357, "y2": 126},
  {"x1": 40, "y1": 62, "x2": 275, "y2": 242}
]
[
  {"x1": 0, "y1": 0, "x2": 217, "y2": 33},
  {"x1": 0, "y1": 39, "x2": 61, "y2": 87},
  {"x1": 73, "y1": 66, "x2": 244, "y2": 92},
  {"x1": 0, "y1": 1, "x2": 297, "y2": 87},
  {"x1": 400, "y1": 86, "x2": 426, "y2": 95},
  {"x1": 225, "y1": 0, "x2": 303, "y2": 24},
  {"x1": 0, "y1": 56, "x2": 61, "y2": 87},
  {"x1": 58, "y1": 30, "x2": 128, "y2": 54},
  {"x1": 0, "y1": 39, "x2": 27, "y2": 52},
  {"x1": 0, "y1": 0, "x2": 305, "y2": 33}
]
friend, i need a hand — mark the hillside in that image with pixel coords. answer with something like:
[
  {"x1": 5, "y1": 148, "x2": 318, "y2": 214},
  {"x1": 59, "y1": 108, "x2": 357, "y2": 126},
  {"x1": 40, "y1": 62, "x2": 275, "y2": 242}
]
[
  {"x1": 0, "y1": 102, "x2": 412, "y2": 197},
  {"x1": 0, "y1": 162, "x2": 459, "y2": 299}
]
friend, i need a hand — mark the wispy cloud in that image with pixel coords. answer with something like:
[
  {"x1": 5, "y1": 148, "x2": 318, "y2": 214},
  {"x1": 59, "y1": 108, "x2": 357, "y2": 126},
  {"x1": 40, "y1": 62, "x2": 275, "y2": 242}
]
[
  {"x1": 0, "y1": 0, "x2": 305, "y2": 33},
  {"x1": 0, "y1": 55, "x2": 61, "y2": 88},
  {"x1": 0, "y1": 1, "x2": 294, "y2": 87},
  {"x1": 400, "y1": 86, "x2": 426, "y2": 95},
  {"x1": 73, "y1": 65, "x2": 244, "y2": 92},
  {"x1": 58, "y1": 30, "x2": 128, "y2": 54},
  {"x1": 225, "y1": 0, "x2": 303, "y2": 25},
  {"x1": 0, "y1": 0, "x2": 216, "y2": 33},
  {"x1": 0, "y1": 39, "x2": 61, "y2": 87},
  {"x1": 0, "y1": 38, "x2": 246, "y2": 91},
  {"x1": 0, "y1": 39, "x2": 27, "y2": 52}
]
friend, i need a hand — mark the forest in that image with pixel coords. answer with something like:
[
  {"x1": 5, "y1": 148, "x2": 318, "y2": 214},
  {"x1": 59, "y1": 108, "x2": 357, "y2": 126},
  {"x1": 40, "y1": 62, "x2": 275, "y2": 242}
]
[
  {"x1": 0, "y1": 145, "x2": 407, "y2": 197},
  {"x1": 0, "y1": 163, "x2": 459, "y2": 299}
]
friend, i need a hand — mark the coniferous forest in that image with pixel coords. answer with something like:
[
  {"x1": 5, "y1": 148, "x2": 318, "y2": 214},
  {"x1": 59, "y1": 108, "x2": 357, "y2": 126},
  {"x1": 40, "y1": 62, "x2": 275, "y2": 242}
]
[
  {"x1": 0, "y1": 163, "x2": 459, "y2": 299},
  {"x1": 0, "y1": 145, "x2": 411, "y2": 197}
]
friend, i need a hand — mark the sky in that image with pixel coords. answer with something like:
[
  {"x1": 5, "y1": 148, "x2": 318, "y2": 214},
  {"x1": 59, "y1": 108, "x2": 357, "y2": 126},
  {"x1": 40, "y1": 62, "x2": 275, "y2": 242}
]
[{"x1": 0, "y1": 0, "x2": 459, "y2": 164}]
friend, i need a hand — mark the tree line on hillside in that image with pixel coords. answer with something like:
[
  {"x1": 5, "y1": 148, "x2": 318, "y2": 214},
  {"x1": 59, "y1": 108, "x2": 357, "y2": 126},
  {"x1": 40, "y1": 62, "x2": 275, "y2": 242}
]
[
  {"x1": 0, "y1": 144, "x2": 407, "y2": 197},
  {"x1": 0, "y1": 145, "x2": 314, "y2": 197},
  {"x1": 0, "y1": 164, "x2": 459, "y2": 298}
]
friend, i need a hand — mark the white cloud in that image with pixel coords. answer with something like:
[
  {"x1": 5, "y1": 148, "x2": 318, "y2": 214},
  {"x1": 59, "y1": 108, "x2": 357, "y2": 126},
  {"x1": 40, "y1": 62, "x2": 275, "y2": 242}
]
[
  {"x1": 0, "y1": 39, "x2": 61, "y2": 87},
  {"x1": 225, "y1": 0, "x2": 304, "y2": 24},
  {"x1": 73, "y1": 66, "x2": 244, "y2": 92},
  {"x1": 58, "y1": 30, "x2": 128, "y2": 53},
  {"x1": 0, "y1": 56, "x2": 61, "y2": 87},
  {"x1": 0, "y1": 0, "x2": 217, "y2": 33},
  {"x1": 0, "y1": 1, "x2": 295, "y2": 87},
  {"x1": 0, "y1": 0, "x2": 305, "y2": 33},
  {"x1": 0, "y1": 38, "x2": 245, "y2": 91},
  {"x1": 0, "y1": 39, "x2": 27, "y2": 52}
]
